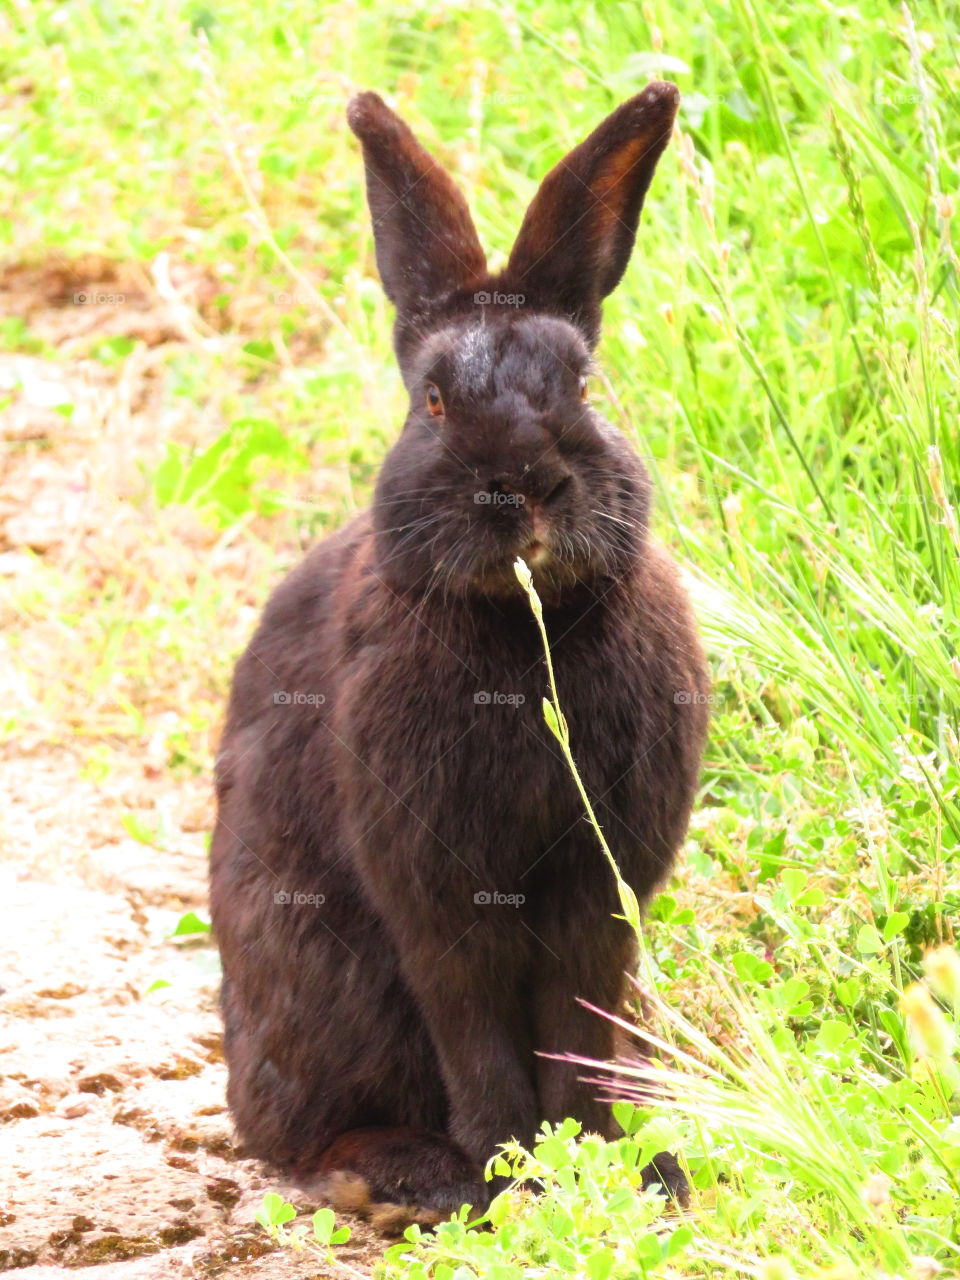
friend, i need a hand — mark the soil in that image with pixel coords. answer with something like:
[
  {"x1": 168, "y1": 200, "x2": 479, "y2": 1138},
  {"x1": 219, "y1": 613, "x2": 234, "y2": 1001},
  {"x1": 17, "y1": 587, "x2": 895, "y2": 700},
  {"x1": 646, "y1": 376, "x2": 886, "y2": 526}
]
[
  {"x1": 0, "y1": 749, "x2": 389, "y2": 1278},
  {"x1": 0, "y1": 259, "x2": 389, "y2": 1278}
]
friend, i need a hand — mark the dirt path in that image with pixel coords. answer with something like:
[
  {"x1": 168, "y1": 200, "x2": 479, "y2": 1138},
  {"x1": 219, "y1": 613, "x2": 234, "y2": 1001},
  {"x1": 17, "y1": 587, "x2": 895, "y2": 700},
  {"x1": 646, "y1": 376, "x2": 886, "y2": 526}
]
[
  {"x1": 0, "y1": 262, "x2": 388, "y2": 1277},
  {"x1": 0, "y1": 749, "x2": 393, "y2": 1278},
  {"x1": 0, "y1": 748, "x2": 393, "y2": 1278}
]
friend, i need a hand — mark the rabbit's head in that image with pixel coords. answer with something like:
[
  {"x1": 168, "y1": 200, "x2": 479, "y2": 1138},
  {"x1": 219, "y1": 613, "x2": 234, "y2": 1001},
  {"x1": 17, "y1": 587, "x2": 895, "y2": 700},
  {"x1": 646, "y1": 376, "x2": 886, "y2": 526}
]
[{"x1": 347, "y1": 85, "x2": 679, "y2": 600}]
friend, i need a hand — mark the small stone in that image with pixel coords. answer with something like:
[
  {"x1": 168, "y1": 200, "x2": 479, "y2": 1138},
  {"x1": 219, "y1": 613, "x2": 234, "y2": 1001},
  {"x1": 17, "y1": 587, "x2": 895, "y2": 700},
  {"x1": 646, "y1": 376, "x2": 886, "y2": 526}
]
[
  {"x1": 58, "y1": 1094, "x2": 94, "y2": 1118},
  {"x1": 77, "y1": 1071, "x2": 124, "y2": 1095},
  {"x1": 1, "y1": 1099, "x2": 39, "y2": 1122}
]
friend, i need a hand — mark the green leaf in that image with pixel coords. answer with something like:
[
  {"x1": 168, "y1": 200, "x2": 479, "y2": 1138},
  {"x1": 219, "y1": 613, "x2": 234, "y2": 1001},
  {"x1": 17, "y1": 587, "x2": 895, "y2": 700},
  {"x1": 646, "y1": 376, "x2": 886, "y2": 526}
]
[
  {"x1": 732, "y1": 951, "x2": 774, "y2": 983},
  {"x1": 882, "y1": 911, "x2": 910, "y2": 941},
  {"x1": 151, "y1": 417, "x2": 306, "y2": 527},
  {"x1": 796, "y1": 887, "x2": 826, "y2": 908},
  {"x1": 815, "y1": 1019, "x2": 852, "y2": 1052},
  {"x1": 93, "y1": 334, "x2": 136, "y2": 363},
  {"x1": 780, "y1": 867, "x2": 808, "y2": 900},
  {"x1": 486, "y1": 1191, "x2": 512, "y2": 1228},
  {"x1": 311, "y1": 1207, "x2": 334, "y2": 1244},
  {"x1": 617, "y1": 881, "x2": 642, "y2": 932},
  {"x1": 635, "y1": 1232, "x2": 664, "y2": 1264},
  {"x1": 648, "y1": 893, "x2": 676, "y2": 922},
  {"x1": 554, "y1": 1118, "x2": 582, "y2": 1140},
  {"x1": 542, "y1": 697, "x2": 564, "y2": 743},
  {"x1": 586, "y1": 1250, "x2": 614, "y2": 1280},
  {"x1": 878, "y1": 1007, "x2": 909, "y2": 1058},
  {"x1": 605, "y1": 1187, "x2": 635, "y2": 1214},
  {"x1": 254, "y1": 1192, "x2": 296, "y2": 1229},
  {"x1": 171, "y1": 911, "x2": 211, "y2": 937},
  {"x1": 856, "y1": 924, "x2": 883, "y2": 954},
  {"x1": 311, "y1": 1207, "x2": 336, "y2": 1244},
  {"x1": 535, "y1": 1136, "x2": 572, "y2": 1170},
  {"x1": 121, "y1": 812, "x2": 163, "y2": 847},
  {"x1": 260, "y1": 151, "x2": 297, "y2": 178},
  {"x1": 612, "y1": 1101, "x2": 642, "y2": 1135},
  {"x1": 618, "y1": 1139, "x2": 640, "y2": 1170},
  {"x1": 836, "y1": 977, "x2": 860, "y2": 1006},
  {"x1": 781, "y1": 976, "x2": 810, "y2": 1005},
  {"x1": 665, "y1": 1225, "x2": 694, "y2": 1258}
]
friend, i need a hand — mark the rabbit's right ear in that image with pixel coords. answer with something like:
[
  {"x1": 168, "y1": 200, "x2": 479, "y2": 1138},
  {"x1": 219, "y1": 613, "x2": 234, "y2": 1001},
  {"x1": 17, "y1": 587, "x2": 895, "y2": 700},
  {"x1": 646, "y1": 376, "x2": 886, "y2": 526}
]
[
  {"x1": 505, "y1": 83, "x2": 679, "y2": 345},
  {"x1": 347, "y1": 92, "x2": 487, "y2": 315}
]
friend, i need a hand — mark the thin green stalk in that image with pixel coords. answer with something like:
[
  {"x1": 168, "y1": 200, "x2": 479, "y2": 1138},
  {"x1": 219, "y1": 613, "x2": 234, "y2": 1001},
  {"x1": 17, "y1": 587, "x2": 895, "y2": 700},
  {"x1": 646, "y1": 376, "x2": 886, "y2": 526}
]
[{"x1": 513, "y1": 558, "x2": 642, "y2": 932}]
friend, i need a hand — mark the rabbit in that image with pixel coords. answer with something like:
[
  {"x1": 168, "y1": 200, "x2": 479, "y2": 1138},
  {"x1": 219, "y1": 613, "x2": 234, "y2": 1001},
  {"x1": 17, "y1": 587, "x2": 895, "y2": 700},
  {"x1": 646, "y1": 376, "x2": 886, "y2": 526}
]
[{"x1": 209, "y1": 81, "x2": 709, "y2": 1231}]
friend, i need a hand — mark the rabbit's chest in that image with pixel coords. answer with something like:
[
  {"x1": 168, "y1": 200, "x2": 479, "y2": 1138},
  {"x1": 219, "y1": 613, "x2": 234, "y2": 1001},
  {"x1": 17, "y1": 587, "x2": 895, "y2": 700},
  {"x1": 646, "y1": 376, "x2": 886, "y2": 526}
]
[{"x1": 335, "y1": 626, "x2": 655, "y2": 869}]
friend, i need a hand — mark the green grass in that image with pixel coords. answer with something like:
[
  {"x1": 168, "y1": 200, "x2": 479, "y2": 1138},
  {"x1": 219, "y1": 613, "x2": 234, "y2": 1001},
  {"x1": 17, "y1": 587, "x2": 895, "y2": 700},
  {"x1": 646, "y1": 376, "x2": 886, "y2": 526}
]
[{"x1": 4, "y1": 0, "x2": 960, "y2": 1275}]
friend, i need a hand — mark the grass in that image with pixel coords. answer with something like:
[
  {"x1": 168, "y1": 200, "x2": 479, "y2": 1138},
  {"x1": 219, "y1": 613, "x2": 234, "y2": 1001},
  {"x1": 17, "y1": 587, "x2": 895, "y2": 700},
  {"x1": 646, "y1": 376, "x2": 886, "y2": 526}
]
[{"x1": 3, "y1": 0, "x2": 959, "y2": 1275}]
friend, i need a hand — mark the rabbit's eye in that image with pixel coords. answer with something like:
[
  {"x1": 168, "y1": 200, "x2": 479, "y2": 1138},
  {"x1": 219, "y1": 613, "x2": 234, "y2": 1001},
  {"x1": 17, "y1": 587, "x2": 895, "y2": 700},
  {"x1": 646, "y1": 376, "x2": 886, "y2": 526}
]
[
  {"x1": 425, "y1": 384, "x2": 445, "y2": 418},
  {"x1": 578, "y1": 376, "x2": 589, "y2": 403}
]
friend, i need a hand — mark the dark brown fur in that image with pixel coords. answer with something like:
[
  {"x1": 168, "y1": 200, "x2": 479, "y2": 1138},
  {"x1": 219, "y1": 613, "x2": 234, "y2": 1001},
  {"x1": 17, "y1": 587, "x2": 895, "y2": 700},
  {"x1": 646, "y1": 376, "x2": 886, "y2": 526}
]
[{"x1": 209, "y1": 83, "x2": 709, "y2": 1229}]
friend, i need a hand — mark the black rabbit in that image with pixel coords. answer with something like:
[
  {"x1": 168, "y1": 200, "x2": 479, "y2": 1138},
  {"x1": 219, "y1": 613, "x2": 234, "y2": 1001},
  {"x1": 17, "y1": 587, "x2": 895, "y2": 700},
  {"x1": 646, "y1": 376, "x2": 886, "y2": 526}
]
[{"x1": 209, "y1": 82, "x2": 709, "y2": 1229}]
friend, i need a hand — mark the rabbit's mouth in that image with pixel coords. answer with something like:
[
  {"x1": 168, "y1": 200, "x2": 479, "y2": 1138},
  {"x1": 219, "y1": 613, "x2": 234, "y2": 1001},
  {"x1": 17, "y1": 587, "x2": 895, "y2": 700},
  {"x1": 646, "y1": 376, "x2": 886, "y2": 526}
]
[
  {"x1": 522, "y1": 537, "x2": 550, "y2": 566},
  {"x1": 516, "y1": 498, "x2": 557, "y2": 566},
  {"x1": 465, "y1": 529, "x2": 596, "y2": 601}
]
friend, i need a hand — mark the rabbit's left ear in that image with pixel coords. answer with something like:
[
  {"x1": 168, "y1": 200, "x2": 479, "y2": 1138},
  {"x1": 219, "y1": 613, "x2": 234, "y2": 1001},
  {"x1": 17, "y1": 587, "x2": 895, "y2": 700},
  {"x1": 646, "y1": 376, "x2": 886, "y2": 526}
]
[
  {"x1": 347, "y1": 92, "x2": 487, "y2": 314},
  {"x1": 505, "y1": 83, "x2": 679, "y2": 345}
]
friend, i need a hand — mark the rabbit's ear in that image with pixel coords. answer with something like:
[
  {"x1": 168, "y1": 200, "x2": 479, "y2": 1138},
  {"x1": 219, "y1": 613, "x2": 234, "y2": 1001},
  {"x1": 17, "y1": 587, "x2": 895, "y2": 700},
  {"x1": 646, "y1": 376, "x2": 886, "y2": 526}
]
[
  {"x1": 505, "y1": 83, "x2": 679, "y2": 344},
  {"x1": 347, "y1": 92, "x2": 487, "y2": 313}
]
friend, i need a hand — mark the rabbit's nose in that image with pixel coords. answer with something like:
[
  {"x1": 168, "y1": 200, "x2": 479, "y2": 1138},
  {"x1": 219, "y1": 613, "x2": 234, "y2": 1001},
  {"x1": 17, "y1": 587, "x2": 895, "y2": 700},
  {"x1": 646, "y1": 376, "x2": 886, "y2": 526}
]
[{"x1": 538, "y1": 473, "x2": 572, "y2": 507}]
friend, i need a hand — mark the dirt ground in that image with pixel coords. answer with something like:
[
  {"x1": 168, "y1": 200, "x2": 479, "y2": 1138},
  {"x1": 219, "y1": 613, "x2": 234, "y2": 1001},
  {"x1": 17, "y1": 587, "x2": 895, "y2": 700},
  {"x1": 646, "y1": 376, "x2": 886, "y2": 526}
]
[
  {"x1": 0, "y1": 260, "x2": 389, "y2": 1277},
  {"x1": 0, "y1": 749, "x2": 396, "y2": 1278},
  {"x1": 0, "y1": 747, "x2": 724, "y2": 1279}
]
